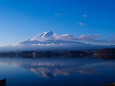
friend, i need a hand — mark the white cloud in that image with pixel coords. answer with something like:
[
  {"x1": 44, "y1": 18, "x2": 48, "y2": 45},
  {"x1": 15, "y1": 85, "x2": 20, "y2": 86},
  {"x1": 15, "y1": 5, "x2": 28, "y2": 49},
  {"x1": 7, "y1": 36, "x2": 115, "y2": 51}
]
[
  {"x1": 76, "y1": 34, "x2": 100, "y2": 41},
  {"x1": 31, "y1": 43, "x2": 60, "y2": 46},
  {"x1": 78, "y1": 22, "x2": 87, "y2": 25},
  {"x1": 83, "y1": 15, "x2": 87, "y2": 18},
  {"x1": 53, "y1": 33, "x2": 101, "y2": 42},
  {"x1": 55, "y1": 13, "x2": 66, "y2": 17},
  {"x1": 12, "y1": 44, "x2": 22, "y2": 46}
]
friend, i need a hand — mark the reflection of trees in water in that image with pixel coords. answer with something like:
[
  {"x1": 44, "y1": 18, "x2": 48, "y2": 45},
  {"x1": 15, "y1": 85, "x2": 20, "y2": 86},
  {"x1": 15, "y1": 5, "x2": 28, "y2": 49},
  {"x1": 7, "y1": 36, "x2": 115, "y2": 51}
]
[
  {"x1": 104, "y1": 83, "x2": 115, "y2": 86},
  {"x1": 95, "y1": 55, "x2": 115, "y2": 60}
]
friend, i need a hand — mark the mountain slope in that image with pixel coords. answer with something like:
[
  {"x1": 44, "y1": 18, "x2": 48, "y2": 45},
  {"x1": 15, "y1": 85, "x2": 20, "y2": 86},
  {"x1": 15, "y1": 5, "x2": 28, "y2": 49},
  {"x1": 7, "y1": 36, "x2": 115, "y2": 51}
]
[
  {"x1": 0, "y1": 31, "x2": 115, "y2": 52},
  {"x1": 20, "y1": 31, "x2": 85, "y2": 46}
]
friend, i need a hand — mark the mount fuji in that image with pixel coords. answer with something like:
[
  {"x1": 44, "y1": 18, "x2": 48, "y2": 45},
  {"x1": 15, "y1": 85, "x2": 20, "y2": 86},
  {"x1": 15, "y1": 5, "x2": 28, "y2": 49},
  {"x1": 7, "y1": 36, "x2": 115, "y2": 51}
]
[
  {"x1": 0, "y1": 31, "x2": 115, "y2": 52},
  {"x1": 20, "y1": 31, "x2": 84, "y2": 46}
]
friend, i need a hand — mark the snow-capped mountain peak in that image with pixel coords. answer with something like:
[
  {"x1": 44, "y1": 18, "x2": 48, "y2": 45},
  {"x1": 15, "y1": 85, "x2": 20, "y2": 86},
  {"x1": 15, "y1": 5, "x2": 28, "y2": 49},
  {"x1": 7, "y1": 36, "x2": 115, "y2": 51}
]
[
  {"x1": 39, "y1": 31, "x2": 54, "y2": 38},
  {"x1": 41, "y1": 31, "x2": 54, "y2": 38},
  {"x1": 21, "y1": 31, "x2": 78, "y2": 46},
  {"x1": 30, "y1": 31, "x2": 55, "y2": 41}
]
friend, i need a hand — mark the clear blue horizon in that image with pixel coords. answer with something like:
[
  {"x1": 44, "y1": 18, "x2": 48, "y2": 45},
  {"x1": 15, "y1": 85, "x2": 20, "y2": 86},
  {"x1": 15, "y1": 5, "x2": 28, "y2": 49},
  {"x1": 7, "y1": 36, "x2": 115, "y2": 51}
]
[{"x1": 0, "y1": 0, "x2": 115, "y2": 46}]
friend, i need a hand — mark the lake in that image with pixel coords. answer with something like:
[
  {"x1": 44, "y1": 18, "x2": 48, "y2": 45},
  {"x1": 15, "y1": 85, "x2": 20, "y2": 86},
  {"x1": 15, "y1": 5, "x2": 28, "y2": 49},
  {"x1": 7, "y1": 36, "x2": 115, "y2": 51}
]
[{"x1": 0, "y1": 56, "x2": 115, "y2": 86}]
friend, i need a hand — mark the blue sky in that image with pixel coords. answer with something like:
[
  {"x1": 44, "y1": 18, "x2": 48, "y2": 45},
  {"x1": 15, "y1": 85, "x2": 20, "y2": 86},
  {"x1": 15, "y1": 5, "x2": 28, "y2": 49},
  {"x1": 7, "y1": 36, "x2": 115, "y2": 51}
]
[{"x1": 0, "y1": 0, "x2": 115, "y2": 46}]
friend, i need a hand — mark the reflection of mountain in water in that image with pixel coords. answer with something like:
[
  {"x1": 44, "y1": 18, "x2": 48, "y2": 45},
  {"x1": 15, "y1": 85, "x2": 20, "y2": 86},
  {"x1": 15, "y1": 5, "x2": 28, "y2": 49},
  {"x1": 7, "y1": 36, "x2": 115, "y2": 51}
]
[
  {"x1": 29, "y1": 66, "x2": 101, "y2": 78},
  {"x1": 0, "y1": 57, "x2": 115, "y2": 78}
]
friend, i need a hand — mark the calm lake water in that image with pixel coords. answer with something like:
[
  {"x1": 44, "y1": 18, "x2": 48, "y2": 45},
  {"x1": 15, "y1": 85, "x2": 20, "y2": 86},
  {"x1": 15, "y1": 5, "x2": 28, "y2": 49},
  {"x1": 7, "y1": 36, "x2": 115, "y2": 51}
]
[{"x1": 0, "y1": 56, "x2": 115, "y2": 86}]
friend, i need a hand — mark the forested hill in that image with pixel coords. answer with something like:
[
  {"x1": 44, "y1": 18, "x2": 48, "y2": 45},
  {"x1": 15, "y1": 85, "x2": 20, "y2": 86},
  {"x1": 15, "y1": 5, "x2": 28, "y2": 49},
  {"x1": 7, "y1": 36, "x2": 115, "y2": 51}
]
[{"x1": 95, "y1": 48, "x2": 115, "y2": 55}]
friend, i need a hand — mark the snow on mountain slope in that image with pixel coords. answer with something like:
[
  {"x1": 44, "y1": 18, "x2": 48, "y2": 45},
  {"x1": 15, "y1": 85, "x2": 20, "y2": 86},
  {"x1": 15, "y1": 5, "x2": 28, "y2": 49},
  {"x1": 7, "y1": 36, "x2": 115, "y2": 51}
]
[
  {"x1": 20, "y1": 31, "x2": 84, "y2": 46},
  {"x1": 0, "y1": 31, "x2": 114, "y2": 52},
  {"x1": 30, "y1": 31, "x2": 55, "y2": 41}
]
